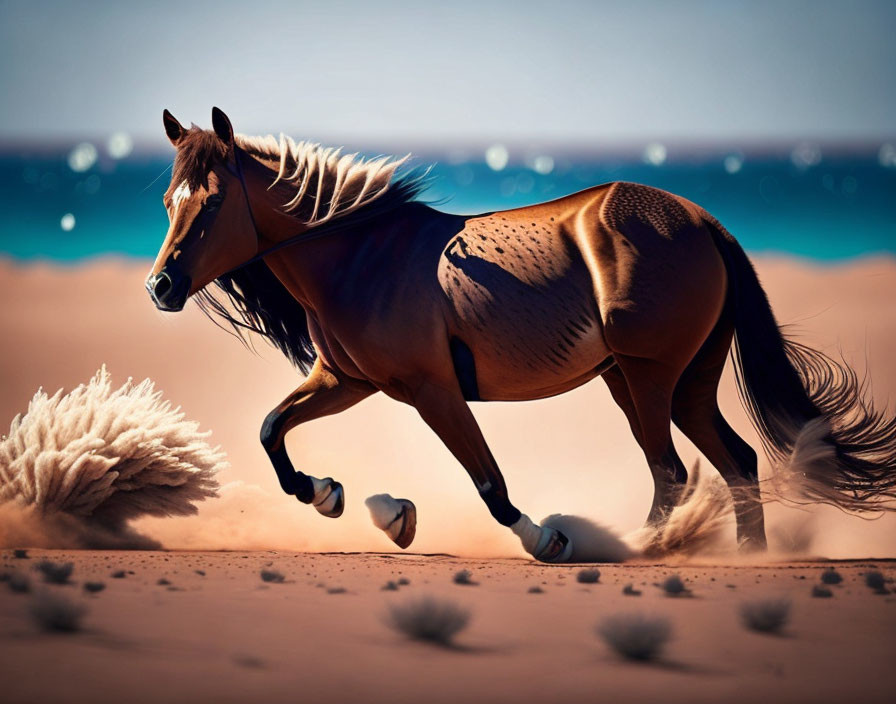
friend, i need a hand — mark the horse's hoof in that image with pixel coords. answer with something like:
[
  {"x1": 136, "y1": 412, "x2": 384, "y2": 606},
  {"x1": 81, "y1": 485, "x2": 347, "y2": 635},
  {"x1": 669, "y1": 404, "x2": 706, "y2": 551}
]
[
  {"x1": 365, "y1": 494, "x2": 417, "y2": 549},
  {"x1": 388, "y1": 500, "x2": 417, "y2": 549},
  {"x1": 534, "y1": 528, "x2": 573, "y2": 563},
  {"x1": 312, "y1": 478, "x2": 344, "y2": 518}
]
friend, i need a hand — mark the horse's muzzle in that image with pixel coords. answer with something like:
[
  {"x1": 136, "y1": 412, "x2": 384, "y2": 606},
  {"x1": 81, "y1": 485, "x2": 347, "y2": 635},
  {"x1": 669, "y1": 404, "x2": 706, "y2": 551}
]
[{"x1": 146, "y1": 267, "x2": 191, "y2": 312}]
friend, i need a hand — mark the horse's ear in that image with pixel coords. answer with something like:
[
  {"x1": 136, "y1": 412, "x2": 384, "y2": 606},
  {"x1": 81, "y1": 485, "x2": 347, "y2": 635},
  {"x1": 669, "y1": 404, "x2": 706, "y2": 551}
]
[
  {"x1": 163, "y1": 109, "x2": 184, "y2": 145},
  {"x1": 211, "y1": 107, "x2": 234, "y2": 147}
]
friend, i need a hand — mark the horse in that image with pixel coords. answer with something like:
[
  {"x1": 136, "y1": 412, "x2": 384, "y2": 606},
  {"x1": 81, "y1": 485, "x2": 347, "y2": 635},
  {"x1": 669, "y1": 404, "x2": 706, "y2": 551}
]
[{"x1": 146, "y1": 107, "x2": 896, "y2": 561}]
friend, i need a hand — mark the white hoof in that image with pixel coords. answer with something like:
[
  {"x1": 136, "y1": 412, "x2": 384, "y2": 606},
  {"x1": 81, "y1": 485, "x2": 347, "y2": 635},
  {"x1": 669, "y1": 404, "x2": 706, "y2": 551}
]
[
  {"x1": 310, "y1": 477, "x2": 344, "y2": 518},
  {"x1": 365, "y1": 494, "x2": 417, "y2": 549},
  {"x1": 511, "y1": 513, "x2": 573, "y2": 563}
]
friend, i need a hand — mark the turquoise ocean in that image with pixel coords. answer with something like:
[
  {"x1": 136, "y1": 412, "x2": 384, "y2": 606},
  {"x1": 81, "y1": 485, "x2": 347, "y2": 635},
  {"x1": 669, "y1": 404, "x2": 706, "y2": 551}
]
[{"x1": 1, "y1": 141, "x2": 894, "y2": 262}]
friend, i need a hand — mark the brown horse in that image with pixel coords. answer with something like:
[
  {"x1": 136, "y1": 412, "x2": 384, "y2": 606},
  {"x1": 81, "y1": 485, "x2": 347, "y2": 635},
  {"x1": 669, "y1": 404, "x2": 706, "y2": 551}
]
[{"x1": 147, "y1": 108, "x2": 896, "y2": 561}]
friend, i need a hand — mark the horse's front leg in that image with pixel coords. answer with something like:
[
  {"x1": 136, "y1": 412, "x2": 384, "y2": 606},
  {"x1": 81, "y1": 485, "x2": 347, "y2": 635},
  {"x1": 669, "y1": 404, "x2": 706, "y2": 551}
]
[
  {"x1": 411, "y1": 379, "x2": 573, "y2": 563},
  {"x1": 260, "y1": 359, "x2": 376, "y2": 517}
]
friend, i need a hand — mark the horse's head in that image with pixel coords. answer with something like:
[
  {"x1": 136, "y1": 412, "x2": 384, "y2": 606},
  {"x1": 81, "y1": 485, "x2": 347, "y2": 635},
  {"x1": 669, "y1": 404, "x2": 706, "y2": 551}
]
[{"x1": 146, "y1": 108, "x2": 258, "y2": 312}]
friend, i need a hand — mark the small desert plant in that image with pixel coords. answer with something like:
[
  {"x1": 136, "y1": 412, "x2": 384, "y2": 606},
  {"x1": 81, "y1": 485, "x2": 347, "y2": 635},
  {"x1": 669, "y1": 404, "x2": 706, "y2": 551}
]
[
  {"x1": 0, "y1": 368, "x2": 223, "y2": 549},
  {"x1": 13, "y1": 549, "x2": 28, "y2": 559},
  {"x1": 453, "y1": 569, "x2": 477, "y2": 586},
  {"x1": 35, "y1": 560, "x2": 73, "y2": 584},
  {"x1": 397, "y1": 577, "x2": 410, "y2": 586},
  {"x1": 29, "y1": 591, "x2": 87, "y2": 632},
  {"x1": 577, "y1": 568, "x2": 601, "y2": 584},
  {"x1": 740, "y1": 598, "x2": 791, "y2": 634},
  {"x1": 660, "y1": 574, "x2": 688, "y2": 596},
  {"x1": 622, "y1": 584, "x2": 642, "y2": 596},
  {"x1": 811, "y1": 585, "x2": 833, "y2": 598},
  {"x1": 8, "y1": 572, "x2": 30, "y2": 593},
  {"x1": 111, "y1": 570, "x2": 126, "y2": 579},
  {"x1": 597, "y1": 613, "x2": 672, "y2": 662},
  {"x1": 820, "y1": 568, "x2": 842, "y2": 585},
  {"x1": 382, "y1": 581, "x2": 399, "y2": 591},
  {"x1": 864, "y1": 571, "x2": 888, "y2": 594},
  {"x1": 528, "y1": 586, "x2": 544, "y2": 594},
  {"x1": 156, "y1": 578, "x2": 171, "y2": 586},
  {"x1": 386, "y1": 596, "x2": 470, "y2": 647},
  {"x1": 83, "y1": 582, "x2": 105, "y2": 594},
  {"x1": 260, "y1": 569, "x2": 285, "y2": 584}
]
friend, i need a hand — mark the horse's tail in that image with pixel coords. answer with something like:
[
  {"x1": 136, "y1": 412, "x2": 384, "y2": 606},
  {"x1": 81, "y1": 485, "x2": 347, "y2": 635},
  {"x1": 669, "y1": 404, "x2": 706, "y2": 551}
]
[{"x1": 704, "y1": 215, "x2": 896, "y2": 512}]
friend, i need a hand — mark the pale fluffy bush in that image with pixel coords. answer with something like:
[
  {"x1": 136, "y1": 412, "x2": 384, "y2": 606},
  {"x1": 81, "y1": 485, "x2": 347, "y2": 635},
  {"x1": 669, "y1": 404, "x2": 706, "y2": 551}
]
[{"x1": 0, "y1": 368, "x2": 224, "y2": 548}]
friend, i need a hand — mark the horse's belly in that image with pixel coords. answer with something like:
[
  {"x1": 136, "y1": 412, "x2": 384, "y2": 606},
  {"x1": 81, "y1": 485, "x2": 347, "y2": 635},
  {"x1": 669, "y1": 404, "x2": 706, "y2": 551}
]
[
  {"x1": 471, "y1": 317, "x2": 611, "y2": 401},
  {"x1": 438, "y1": 221, "x2": 610, "y2": 401}
]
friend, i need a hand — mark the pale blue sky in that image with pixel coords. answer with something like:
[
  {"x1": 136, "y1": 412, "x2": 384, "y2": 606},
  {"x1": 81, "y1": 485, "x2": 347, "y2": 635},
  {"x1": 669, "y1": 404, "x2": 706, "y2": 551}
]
[{"x1": 1, "y1": 0, "x2": 893, "y2": 144}]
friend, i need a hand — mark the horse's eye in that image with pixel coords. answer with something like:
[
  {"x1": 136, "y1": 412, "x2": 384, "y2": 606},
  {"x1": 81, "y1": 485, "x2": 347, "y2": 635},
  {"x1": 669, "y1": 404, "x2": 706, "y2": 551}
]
[{"x1": 205, "y1": 194, "x2": 224, "y2": 211}]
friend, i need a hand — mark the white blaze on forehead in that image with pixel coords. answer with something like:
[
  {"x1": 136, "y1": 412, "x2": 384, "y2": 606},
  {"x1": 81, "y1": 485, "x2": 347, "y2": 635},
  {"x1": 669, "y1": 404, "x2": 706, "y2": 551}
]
[{"x1": 170, "y1": 181, "x2": 191, "y2": 213}]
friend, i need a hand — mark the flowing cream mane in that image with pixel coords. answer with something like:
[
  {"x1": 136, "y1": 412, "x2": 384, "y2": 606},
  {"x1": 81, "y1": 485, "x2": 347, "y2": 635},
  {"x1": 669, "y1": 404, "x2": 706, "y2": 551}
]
[{"x1": 236, "y1": 134, "x2": 410, "y2": 227}]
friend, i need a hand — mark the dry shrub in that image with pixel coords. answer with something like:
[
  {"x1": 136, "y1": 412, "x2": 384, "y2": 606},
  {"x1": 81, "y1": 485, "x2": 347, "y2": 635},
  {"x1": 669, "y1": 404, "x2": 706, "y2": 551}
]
[
  {"x1": 0, "y1": 368, "x2": 224, "y2": 549},
  {"x1": 661, "y1": 574, "x2": 689, "y2": 596},
  {"x1": 811, "y1": 584, "x2": 833, "y2": 598},
  {"x1": 29, "y1": 590, "x2": 87, "y2": 632},
  {"x1": 820, "y1": 568, "x2": 842, "y2": 585},
  {"x1": 260, "y1": 569, "x2": 285, "y2": 583},
  {"x1": 386, "y1": 595, "x2": 470, "y2": 646},
  {"x1": 453, "y1": 569, "x2": 477, "y2": 586},
  {"x1": 598, "y1": 613, "x2": 671, "y2": 661},
  {"x1": 740, "y1": 598, "x2": 791, "y2": 634},
  {"x1": 577, "y1": 568, "x2": 601, "y2": 584},
  {"x1": 8, "y1": 572, "x2": 30, "y2": 593},
  {"x1": 864, "y1": 570, "x2": 888, "y2": 593},
  {"x1": 35, "y1": 560, "x2": 73, "y2": 584}
]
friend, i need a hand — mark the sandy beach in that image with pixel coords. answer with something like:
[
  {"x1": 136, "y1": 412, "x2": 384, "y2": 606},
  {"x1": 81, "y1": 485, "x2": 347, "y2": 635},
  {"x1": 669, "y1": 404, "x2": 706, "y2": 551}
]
[
  {"x1": 1, "y1": 255, "x2": 895, "y2": 703},
  {"x1": 1, "y1": 550, "x2": 894, "y2": 704}
]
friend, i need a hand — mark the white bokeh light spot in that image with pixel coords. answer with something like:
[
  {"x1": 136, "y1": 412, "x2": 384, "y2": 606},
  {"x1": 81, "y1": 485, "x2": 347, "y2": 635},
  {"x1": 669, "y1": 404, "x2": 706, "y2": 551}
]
[
  {"x1": 643, "y1": 142, "x2": 667, "y2": 166},
  {"x1": 60, "y1": 213, "x2": 76, "y2": 231},
  {"x1": 878, "y1": 143, "x2": 896, "y2": 168},
  {"x1": 531, "y1": 155, "x2": 554, "y2": 175},
  {"x1": 791, "y1": 142, "x2": 822, "y2": 169},
  {"x1": 67, "y1": 143, "x2": 98, "y2": 173},
  {"x1": 107, "y1": 132, "x2": 133, "y2": 160},
  {"x1": 723, "y1": 154, "x2": 744, "y2": 174},
  {"x1": 485, "y1": 144, "x2": 509, "y2": 171}
]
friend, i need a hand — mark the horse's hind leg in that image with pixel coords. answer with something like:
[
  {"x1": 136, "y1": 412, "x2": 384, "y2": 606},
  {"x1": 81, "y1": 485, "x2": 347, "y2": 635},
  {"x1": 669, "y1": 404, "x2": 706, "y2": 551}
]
[
  {"x1": 611, "y1": 357, "x2": 689, "y2": 525},
  {"x1": 670, "y1": 322, "x2": 767, "y2": 550},
  {"x1": 260, "y1": 359, "x2": 376, "y2": 517}
]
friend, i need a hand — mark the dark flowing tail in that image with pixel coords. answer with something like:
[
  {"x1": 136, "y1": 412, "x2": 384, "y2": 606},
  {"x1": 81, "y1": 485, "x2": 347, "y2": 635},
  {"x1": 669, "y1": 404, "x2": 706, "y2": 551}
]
[{"x1": 705, "y1": 216, "x2": 896, "y2": 512}]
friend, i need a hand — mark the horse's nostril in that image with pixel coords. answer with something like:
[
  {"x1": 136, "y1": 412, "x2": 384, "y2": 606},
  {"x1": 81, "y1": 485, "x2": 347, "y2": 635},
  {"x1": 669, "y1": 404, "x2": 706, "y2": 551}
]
[{"x1": 153, "y1": 272, "x2": 173, "y2": 301}]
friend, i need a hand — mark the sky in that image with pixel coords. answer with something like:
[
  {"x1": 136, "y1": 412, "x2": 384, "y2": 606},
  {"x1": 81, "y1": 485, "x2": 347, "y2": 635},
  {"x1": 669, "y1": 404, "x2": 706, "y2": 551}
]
[{"x1": 0, "y1": 0, "x2": 894, "y2": 145}]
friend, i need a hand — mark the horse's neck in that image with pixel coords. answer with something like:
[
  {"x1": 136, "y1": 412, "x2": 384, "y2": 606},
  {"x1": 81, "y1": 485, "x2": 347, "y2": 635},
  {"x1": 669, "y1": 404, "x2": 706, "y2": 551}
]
[
  {"x1": 242, "y1": 164, "x2": 305, "y2": 249},
  {"x1": 242, "y1": 156, "x2": 463, "y2": 309}
]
